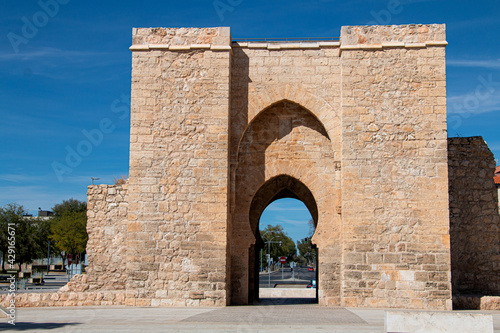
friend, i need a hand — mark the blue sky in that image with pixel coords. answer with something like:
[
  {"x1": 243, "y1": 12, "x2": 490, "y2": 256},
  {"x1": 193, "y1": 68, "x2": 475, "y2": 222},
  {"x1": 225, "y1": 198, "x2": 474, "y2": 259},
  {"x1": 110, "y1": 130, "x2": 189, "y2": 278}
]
[
  {"x1": 1, "y1": 0, "x2": 499, "y2": 242},
  {"x1": 260, "y1": 198, "x2": 314, "y2": 245}
]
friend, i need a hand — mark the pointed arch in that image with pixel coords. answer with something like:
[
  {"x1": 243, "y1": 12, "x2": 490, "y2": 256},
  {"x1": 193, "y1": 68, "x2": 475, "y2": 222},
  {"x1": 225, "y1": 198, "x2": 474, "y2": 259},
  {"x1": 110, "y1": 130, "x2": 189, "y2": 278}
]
[
  {"x1": 250, "y1": 175, "x2": 319, "y2": 242},
  {"x1": 246, "y1": 84, "x2": 337, "y2": 139},
  {"x1": 236, "y1": 99, "x2": 330, "y2": 163},
  {"x1": 230, "y1": 98, "x2": 341, "y2": 305}
]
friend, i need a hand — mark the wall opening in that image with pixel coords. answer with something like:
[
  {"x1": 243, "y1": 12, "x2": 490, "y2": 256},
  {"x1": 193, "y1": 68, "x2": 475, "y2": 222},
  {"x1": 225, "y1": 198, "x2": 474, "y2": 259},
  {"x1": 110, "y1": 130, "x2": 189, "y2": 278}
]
[
  {"x1": 230, "y1": 98, "x2": 337, "y2": 305},
  {"x1": 257, "y1": 198, "x2": 318, "y2": 304},
  {"x1": 248, "y1": 175, "x2": 319, "y2": 304}
]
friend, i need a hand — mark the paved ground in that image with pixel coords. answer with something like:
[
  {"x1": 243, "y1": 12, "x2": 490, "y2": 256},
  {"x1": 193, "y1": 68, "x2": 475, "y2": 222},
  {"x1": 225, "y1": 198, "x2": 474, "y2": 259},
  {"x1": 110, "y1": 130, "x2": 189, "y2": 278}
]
[
  {"x1": 1, "y1": 300, "x2": 500, "y2": 332},
  {"x1": 259, "y1": 266, "x2": 315, "y2": 288}
]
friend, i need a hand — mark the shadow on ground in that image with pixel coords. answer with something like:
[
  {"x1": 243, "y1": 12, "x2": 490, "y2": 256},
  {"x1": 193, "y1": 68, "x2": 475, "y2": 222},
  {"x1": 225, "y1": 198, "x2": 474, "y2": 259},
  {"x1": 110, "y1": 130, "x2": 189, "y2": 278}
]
[{"x1": 0, "y1": 322, "x2": 81, "y2": 330}]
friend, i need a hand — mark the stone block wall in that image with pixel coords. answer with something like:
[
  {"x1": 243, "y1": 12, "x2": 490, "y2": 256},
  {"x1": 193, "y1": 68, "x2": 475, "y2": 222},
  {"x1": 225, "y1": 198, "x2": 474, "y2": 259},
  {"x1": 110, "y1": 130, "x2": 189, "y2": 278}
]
[
  {"x1": 448, "y1": 136, "x2": 500, "y2": 296},
  {"x1": 86, "y1": 184, "x2": 128, "y2": 290},
  {"x1": 340, "y1": 24, "x2": 452, "y2": 310},
  {"x1": 127, "y1": 27, "x2": 231, "y2": 306}
]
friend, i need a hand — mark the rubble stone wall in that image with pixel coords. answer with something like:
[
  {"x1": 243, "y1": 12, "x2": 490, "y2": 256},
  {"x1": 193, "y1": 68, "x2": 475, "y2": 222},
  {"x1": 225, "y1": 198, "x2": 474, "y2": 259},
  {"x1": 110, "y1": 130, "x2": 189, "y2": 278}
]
[
  {"x1": 86, "y1": 184, "x2": 128, "y2": 291},
  {"x1": 448, "y1": 136, "x2": 500, "y2": 296}
]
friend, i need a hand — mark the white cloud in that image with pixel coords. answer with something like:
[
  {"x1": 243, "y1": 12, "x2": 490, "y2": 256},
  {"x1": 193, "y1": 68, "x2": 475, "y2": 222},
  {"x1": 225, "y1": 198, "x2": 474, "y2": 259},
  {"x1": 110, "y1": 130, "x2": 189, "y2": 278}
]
[
  {"x1": 0, "y1": 174, "x2": 49, "y2": 183},
  {"x1": 272, "y1": 217, "x2": 312, "y2": 227},
  {"x1": 263, "y1": 198, "x2": 310, "y2": 212},
  {"x1": 265, "y1": 205, "x2": 309, "y2": 212},
  {"x1": 448, "y1": 59, "x2": 500, "y2": 70},
  {"x1": 448, "y1": 92, "x2": 500, "y2": 115},
  {"x1": 0, "y1": 47, "x2": 112, "y2": 61},
  {"x1": 448, "y1": 74, "x2": 500, "y2": 115}
]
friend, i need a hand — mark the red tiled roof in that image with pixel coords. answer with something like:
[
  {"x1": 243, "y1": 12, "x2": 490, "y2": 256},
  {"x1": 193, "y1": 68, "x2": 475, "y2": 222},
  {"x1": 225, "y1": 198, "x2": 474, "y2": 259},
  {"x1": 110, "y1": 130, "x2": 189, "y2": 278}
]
[
  {"x1": 496, "y1": 165, "x2": 500, "y2": 176},
  {"x1": 495, "y1": 175, "x2": 500, "y2": 185}
]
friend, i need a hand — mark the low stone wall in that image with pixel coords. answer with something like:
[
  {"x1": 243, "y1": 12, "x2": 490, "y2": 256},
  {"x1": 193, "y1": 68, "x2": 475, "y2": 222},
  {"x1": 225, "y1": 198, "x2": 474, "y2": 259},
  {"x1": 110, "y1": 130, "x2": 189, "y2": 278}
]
[
  {"x1": 453, "y1": 295, "x2": 500, "y2": 310},
  {"x1": 0, "y1": 274, "x2": 126, "y2": 307},
  {"x1": 259, "y1": 288, "x2": 316, "y2": 299},
  {"x1": 0, "y1": 290, "x2": 126, "y2": 307}
]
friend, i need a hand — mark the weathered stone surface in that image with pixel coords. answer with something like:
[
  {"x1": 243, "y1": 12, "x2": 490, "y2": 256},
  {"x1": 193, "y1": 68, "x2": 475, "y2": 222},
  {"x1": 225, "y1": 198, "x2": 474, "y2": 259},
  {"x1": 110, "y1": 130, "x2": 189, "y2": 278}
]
[
  {"x1": 481, "y1": 296, "x2": 500, "y2": 310},
  {"x1": 340, "y1": 24, "x2": 451, "y2": 310},
  {"x1": 341, "y1": 24, "x2": 446, "y2": 45},
  {"x1": 385, "y1": 311, "x2": 494, "y2": 333},
  {"x1": 0, "y1": 290, "x2": 126, "y2": 307},
  {"x1": 127, "y1": 26, "x2": 231, "y2": 307},
  {"x1": 86, "y1": 184, "x2": 128, "y2": 291}
]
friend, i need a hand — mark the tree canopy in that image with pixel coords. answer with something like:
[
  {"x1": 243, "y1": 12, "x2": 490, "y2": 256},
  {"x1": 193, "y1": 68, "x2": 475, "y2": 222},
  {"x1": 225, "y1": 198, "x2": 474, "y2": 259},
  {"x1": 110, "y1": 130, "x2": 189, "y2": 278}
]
[
  {"x1": 296, "y1": 219, "x2": 316, "y2": 265},
  {"x1": 0, "y1": 203, "x2": 49, "y2": 270},
  {"x1": 52, "y1": 198, "x2": 87, "y2": 216},
  {"x1": 0, "y1": 199, "x2": 88, "y2": 271},
  {"x1": 297, "y1": 237, "x2": 316, "y2": 265},
  {"x1": 50, "y1": 199, "x2": 88, "y2": 263},
  {"x1": 260, "y1": 224, "x2": 297, "y2": 265}
]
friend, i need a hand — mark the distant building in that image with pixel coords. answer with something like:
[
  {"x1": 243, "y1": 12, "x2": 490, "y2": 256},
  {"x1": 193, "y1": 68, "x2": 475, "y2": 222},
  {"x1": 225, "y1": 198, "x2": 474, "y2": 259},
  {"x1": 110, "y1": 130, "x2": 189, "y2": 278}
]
[
  {"x1": 23, "y1": 209, "x2": 54, "y2": 221},
  {"x1": 38, "y1": 209, "x2": 53, "y2": 217},
  {"x1": 23, "y1": 208, "x2": 54, "y2": 220}
]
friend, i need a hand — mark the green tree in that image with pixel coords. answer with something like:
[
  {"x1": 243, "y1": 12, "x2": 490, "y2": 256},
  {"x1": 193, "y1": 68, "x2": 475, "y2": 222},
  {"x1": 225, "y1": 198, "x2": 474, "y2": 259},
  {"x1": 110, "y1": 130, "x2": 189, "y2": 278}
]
[
  {"x1": 50, "y1": 199, "x2": 88, "y2": 264},
  {"x1": 34, "y1": 217, "x2": 54, "y2": 260},
  {"x1": 260, "y1": 224, "x2": 297, "y2": 265},
  {"x1": 0, "y1": 203, "x2": 46, "y2": 270},
  {"x1": 297, "y1": 237, "x2": 316, "y2": 265},
  {"x1": 0, "y1": 204, "x2": 24, "y2": 271},
  {"x1": 52, "y1": 198, "x2": 86, "y2": 216}
]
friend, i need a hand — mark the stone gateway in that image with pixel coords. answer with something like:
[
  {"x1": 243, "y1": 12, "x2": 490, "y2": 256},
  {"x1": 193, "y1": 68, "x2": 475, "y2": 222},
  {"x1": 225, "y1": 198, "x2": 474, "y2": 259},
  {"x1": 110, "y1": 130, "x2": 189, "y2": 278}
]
[
  {"x1": 8, "y1": 24, "x2": 500, "y2": 310},
  {"x1": 123, "y1": 24, "x2": 454, "y2": 309}
]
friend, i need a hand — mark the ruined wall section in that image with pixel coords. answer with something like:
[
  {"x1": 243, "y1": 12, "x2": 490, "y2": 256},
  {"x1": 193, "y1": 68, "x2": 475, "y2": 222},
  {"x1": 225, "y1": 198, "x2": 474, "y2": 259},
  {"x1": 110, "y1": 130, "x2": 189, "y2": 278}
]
[
  {"x1": 448, "y1": 136, "x2": 500, "y2": 296},
  {"x1": 340, "y1": 24, "x2": 452, "y2": 310},
  {"x1": 128, "y1": 27, "x2": 231, "y2": 306},
  {"x1": 86, "y1": 184, "x2": 128, "y2": 291}
]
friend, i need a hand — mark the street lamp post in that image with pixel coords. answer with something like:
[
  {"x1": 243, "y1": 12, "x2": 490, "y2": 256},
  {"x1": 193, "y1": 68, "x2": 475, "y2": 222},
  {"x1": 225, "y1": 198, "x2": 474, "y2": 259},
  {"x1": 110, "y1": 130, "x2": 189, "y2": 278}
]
[
  {"x1": 263, "y1": 236, "x2": 282, "y2": 288},
  {"x1": 260, "y1": 231, "x2": 270, "y2": 274},
  {"x1": 46, "y1": 240, "x2": 51, "y2": 274}
]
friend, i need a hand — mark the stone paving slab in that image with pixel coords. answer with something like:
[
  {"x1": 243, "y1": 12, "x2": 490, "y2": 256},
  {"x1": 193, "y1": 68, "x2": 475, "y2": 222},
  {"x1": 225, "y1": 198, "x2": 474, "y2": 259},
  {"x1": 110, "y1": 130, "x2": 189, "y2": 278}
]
[
  {"x1": 386, "y1": 311, "x2": 494, "y2": 333},
  {"x1": 0, "y1": 305, "x2": 499, "y2": 333},
  {"x1": 182, "y1": 304, "x2": 366, "y2": 325}
]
